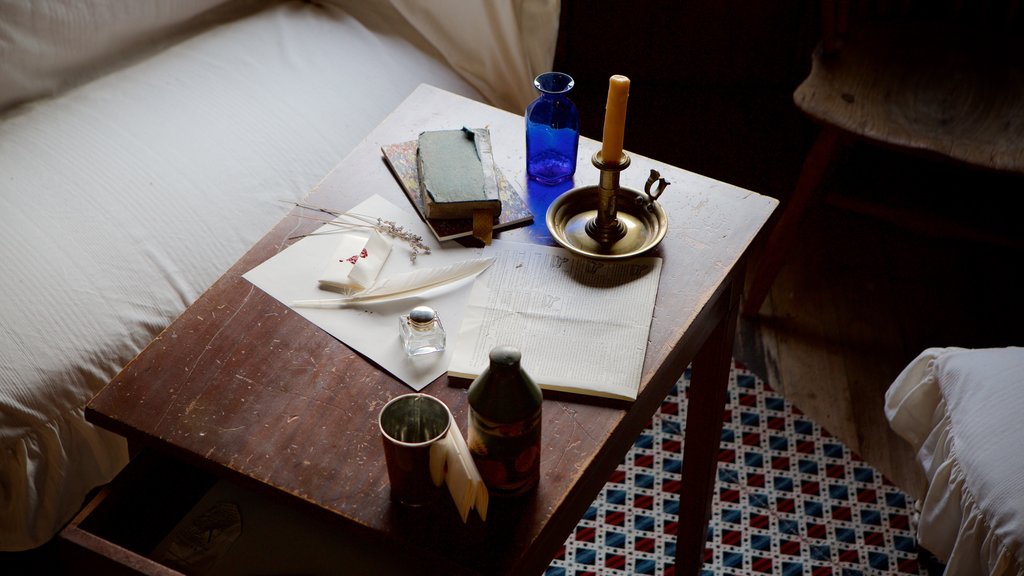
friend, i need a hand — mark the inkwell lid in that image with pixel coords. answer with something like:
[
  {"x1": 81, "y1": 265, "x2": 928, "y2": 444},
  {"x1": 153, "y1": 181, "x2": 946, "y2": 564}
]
[{"x1": 408, "y1": 306, "x2": 436, "y2": 330}]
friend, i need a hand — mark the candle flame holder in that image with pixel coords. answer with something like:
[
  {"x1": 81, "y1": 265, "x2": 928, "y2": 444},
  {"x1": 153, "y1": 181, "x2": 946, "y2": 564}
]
[{"x1": 546, "y1": 151, "x2": 669, "y2": 259}]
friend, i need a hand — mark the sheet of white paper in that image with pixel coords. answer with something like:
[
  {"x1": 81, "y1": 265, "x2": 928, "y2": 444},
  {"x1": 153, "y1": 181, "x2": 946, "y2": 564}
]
[
  {"x1": 449, "y1": 242, "x2": 662, "y2": 401},
  {"x1": 243, "y1": 194, "x2": 486, "y2": 390}
]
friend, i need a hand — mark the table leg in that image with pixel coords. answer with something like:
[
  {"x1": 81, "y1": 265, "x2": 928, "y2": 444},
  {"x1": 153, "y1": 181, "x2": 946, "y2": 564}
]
[{"x1": 675, "y1": 273, "x2": 742, "y2": 575}]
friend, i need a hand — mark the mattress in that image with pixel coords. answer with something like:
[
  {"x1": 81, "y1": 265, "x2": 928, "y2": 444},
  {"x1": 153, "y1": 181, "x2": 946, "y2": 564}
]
[
  {"x1": 885, "y1": 347, "x2": 1024, "y2": 576},
  {"x1": 0, "y1": 0, "x2": 493, "y2": 551}
]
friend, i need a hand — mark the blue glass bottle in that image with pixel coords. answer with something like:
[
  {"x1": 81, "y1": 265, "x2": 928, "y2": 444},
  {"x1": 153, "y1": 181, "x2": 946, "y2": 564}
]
[{"x1": 525, "y1": 72, "x2": 580, "y2": 185}]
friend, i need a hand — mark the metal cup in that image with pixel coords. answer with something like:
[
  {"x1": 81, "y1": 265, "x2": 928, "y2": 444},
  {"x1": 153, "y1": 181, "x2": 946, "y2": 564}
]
[{"x1": 378, "y1": 393, "x2": 452, "y2": 506}]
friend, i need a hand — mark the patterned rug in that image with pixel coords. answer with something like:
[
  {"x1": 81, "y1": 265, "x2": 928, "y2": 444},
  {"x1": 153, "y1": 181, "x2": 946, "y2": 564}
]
[{"x1": 546, "y1": 361, "x2": 928, "y2": 576}]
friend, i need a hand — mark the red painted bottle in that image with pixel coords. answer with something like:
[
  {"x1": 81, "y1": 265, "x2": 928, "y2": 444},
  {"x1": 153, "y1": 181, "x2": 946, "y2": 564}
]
[{"x1": 467, "y1": 346, "x2": 542, "y2": 496}]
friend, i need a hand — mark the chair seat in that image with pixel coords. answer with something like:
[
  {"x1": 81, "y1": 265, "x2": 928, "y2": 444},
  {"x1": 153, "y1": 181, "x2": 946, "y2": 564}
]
[
  {"x1": 886, "y1": 347, "x2": 1024, "y2": 576},
  {"x1": 795, "y1": 20, "x2": 1024, "y2": 173}
]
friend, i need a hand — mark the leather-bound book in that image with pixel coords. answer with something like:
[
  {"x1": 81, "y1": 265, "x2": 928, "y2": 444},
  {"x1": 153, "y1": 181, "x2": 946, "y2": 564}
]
[{"x1": 416, "y1": 128, "x2": 502, "y2": 220}]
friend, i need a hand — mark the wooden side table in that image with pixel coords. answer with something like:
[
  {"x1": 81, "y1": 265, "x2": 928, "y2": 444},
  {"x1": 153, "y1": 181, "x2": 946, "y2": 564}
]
[{"x1": 78, "y1": 84, "x2": 776, "y2": 575}]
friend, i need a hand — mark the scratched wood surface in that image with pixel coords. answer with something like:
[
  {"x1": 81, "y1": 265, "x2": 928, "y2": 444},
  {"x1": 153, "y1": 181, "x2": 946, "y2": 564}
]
[{"x1": 86, "y1": 84, "x2": 776, "y2": 575}]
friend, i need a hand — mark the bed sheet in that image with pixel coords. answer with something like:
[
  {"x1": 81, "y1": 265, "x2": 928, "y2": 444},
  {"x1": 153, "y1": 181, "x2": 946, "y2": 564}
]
[
  {"x1": 0, "y1": 0, "x2": 490, "y2": 551},
  {"x1": 885, "y1": 347, "x2": 1024, "y2": 576}
]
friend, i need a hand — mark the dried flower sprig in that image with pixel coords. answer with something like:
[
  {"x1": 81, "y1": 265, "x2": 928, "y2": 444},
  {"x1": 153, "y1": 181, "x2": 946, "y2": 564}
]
[
  {"x1": 286, "y1": 202, "x2": 431, "y2": 262},
  {"x1": 374, "y1": 217, "x2": 431, "y2": 262}
]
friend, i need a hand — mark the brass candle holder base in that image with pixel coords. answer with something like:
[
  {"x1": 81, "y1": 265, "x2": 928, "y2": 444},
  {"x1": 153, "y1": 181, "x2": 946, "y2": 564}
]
[{"x1": 546, "y1": 152, "x2": 669, "y2": 260}]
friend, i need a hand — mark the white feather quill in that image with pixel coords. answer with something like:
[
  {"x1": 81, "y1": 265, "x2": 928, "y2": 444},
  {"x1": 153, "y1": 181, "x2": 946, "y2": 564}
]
[{"x1": 290, "y1": 257, "x2": 493, "y2": 307}]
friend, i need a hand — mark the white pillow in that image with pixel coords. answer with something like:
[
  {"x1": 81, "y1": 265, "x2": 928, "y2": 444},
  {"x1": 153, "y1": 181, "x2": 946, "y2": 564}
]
[
  {"x1": 886, "y1": 347, "x2": 1024, "y2": 575},
  {"x1": 0, "y1": 0, "x2": 269, "y2": 112}
]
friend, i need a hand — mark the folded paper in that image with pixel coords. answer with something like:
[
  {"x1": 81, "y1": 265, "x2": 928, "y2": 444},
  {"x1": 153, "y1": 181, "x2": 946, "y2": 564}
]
[
  {"x1": 319, "y1": 230, "x2": 393, "y2": 293},
  {"x1": 429, "y1": 420, "x2": 488, "y2": 523}
]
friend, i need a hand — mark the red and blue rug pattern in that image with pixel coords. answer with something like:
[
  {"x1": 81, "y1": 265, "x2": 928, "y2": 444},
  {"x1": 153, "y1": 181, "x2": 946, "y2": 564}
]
[{"x1": 546, "y1": 362, "x2": 926, "y2": 576}]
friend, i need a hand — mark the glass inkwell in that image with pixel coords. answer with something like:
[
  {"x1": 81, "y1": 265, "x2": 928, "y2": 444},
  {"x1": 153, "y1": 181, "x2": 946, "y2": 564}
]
[{"x1": 399, "y1": 306, "x2": 445, "y2": 356}]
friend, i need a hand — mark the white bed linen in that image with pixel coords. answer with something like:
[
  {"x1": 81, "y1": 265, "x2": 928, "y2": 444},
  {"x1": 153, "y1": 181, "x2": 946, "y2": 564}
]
[
  {"x1": 885, "y1": 347, "x2": 1024, "y2": 576},
  {"x1": 0, "y1": 0, "x2": 263, "y2": 112},
  {"x1": 0, "y1": 0, "x2": 496, "y2": 551}
]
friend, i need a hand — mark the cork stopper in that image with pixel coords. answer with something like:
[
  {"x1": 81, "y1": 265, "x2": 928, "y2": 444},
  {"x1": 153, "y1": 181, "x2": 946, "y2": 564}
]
[{"x1": 488, "y1": 345, "x2": 521, "y2": 368}]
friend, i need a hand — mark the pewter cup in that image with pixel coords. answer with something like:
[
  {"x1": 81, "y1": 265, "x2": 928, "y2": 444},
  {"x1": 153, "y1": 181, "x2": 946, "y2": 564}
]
[{"x1": 378, "y1": 393, "x2": 451, "y2": 506}]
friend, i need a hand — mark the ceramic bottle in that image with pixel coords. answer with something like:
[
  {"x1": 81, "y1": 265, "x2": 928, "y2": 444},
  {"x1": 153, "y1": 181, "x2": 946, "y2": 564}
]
[{"x1": 467, "y1": 346, "x2": 543, "y2": 496}]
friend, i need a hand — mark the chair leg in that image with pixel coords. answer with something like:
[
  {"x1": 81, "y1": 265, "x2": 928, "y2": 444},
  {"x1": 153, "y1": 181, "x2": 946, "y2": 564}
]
[{"x1": 742, "y1": 126, "x2": 844, "y2": 316}]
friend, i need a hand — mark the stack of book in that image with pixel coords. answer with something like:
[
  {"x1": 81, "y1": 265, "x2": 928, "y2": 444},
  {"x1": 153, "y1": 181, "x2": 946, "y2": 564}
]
[{"x1": 382, "y1": 128, "x2": 532, "y2": 243}]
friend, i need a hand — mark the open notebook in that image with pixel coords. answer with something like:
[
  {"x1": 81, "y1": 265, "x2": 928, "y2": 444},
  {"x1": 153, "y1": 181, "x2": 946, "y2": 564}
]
[{"x1": 448, "y1": 241, "x2": 662, "y2": 401}]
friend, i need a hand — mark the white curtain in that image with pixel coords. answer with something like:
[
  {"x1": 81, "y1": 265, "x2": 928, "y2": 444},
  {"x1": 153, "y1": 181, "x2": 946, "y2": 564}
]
[{"x1": 381, "y1": 0, "x2": 561, "y2": 113}]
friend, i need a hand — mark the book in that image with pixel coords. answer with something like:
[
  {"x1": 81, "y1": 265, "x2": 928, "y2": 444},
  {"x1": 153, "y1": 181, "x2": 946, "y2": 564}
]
[
  {"x1": 382, "y1": 140, "x2": 533, "y2": 243},
  {"x1": 416, "y1": 128, "x2": 502, "y2": 220},
  {"x1": 446, "y1": 241, "x2": 663, "y2": 402}
]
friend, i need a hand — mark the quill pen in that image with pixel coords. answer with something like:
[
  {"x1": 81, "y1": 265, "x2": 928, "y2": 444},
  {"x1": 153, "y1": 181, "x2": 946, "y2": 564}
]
[{"x1": 290, "y1": 257, "x2": 493, "y2": 307}]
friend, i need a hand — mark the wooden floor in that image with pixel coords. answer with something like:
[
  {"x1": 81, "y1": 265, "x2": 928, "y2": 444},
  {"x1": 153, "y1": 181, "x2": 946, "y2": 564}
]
[{"x1": 733, "y1": 145, "x2": 1024, "y2": 501}]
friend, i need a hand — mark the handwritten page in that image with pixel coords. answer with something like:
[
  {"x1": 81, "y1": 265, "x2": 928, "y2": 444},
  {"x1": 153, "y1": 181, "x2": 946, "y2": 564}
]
[{"x1": 449, "y1": 241, "x2": 662, "y2": 401}]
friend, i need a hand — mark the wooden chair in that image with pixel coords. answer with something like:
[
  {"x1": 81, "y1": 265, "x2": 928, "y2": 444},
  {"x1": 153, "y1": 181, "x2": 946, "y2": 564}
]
[{"x1": 743, "y1": 0, "x2": 1024, "y2": 315}]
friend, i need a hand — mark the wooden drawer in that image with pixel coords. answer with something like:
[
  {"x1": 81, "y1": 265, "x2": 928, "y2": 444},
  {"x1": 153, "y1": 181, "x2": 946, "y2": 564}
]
[
  {"x1": 59, "y1": 450, "x2": 436, "y2": 575},
  {"x1": 59, "y1": 451, "x2": 216, "y2": 575}
]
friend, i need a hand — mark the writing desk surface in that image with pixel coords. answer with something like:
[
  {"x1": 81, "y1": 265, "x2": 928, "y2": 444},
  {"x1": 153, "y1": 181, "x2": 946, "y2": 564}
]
[{"x1": 87, "y1": 84, "x2": 776, "y2": 575}]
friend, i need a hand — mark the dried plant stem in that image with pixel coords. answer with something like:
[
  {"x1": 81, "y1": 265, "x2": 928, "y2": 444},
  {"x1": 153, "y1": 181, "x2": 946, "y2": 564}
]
[{"x1": 286, "y1": 202, "x2": 431, "y2": 262}]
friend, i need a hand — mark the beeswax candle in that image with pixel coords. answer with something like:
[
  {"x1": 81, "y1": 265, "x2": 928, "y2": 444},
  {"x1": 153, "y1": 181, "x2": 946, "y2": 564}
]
[{"x1": 600, "y1": 75, "x2": 630, "y2": 164}]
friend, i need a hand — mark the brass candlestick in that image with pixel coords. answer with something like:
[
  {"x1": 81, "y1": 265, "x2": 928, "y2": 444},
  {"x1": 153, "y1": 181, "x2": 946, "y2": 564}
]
[
  {"x1": 585, "y1": 152, "x2": 630, "y2": 245},
  {"x1": 546, "y1": 151, "x2": 669, "y2": 260}
]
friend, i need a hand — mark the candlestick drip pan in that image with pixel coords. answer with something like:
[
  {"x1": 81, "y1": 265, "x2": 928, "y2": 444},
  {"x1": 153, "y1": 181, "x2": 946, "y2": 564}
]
[{"x1": 546, "y1": 184, "x2": 667, "y2": 259}]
